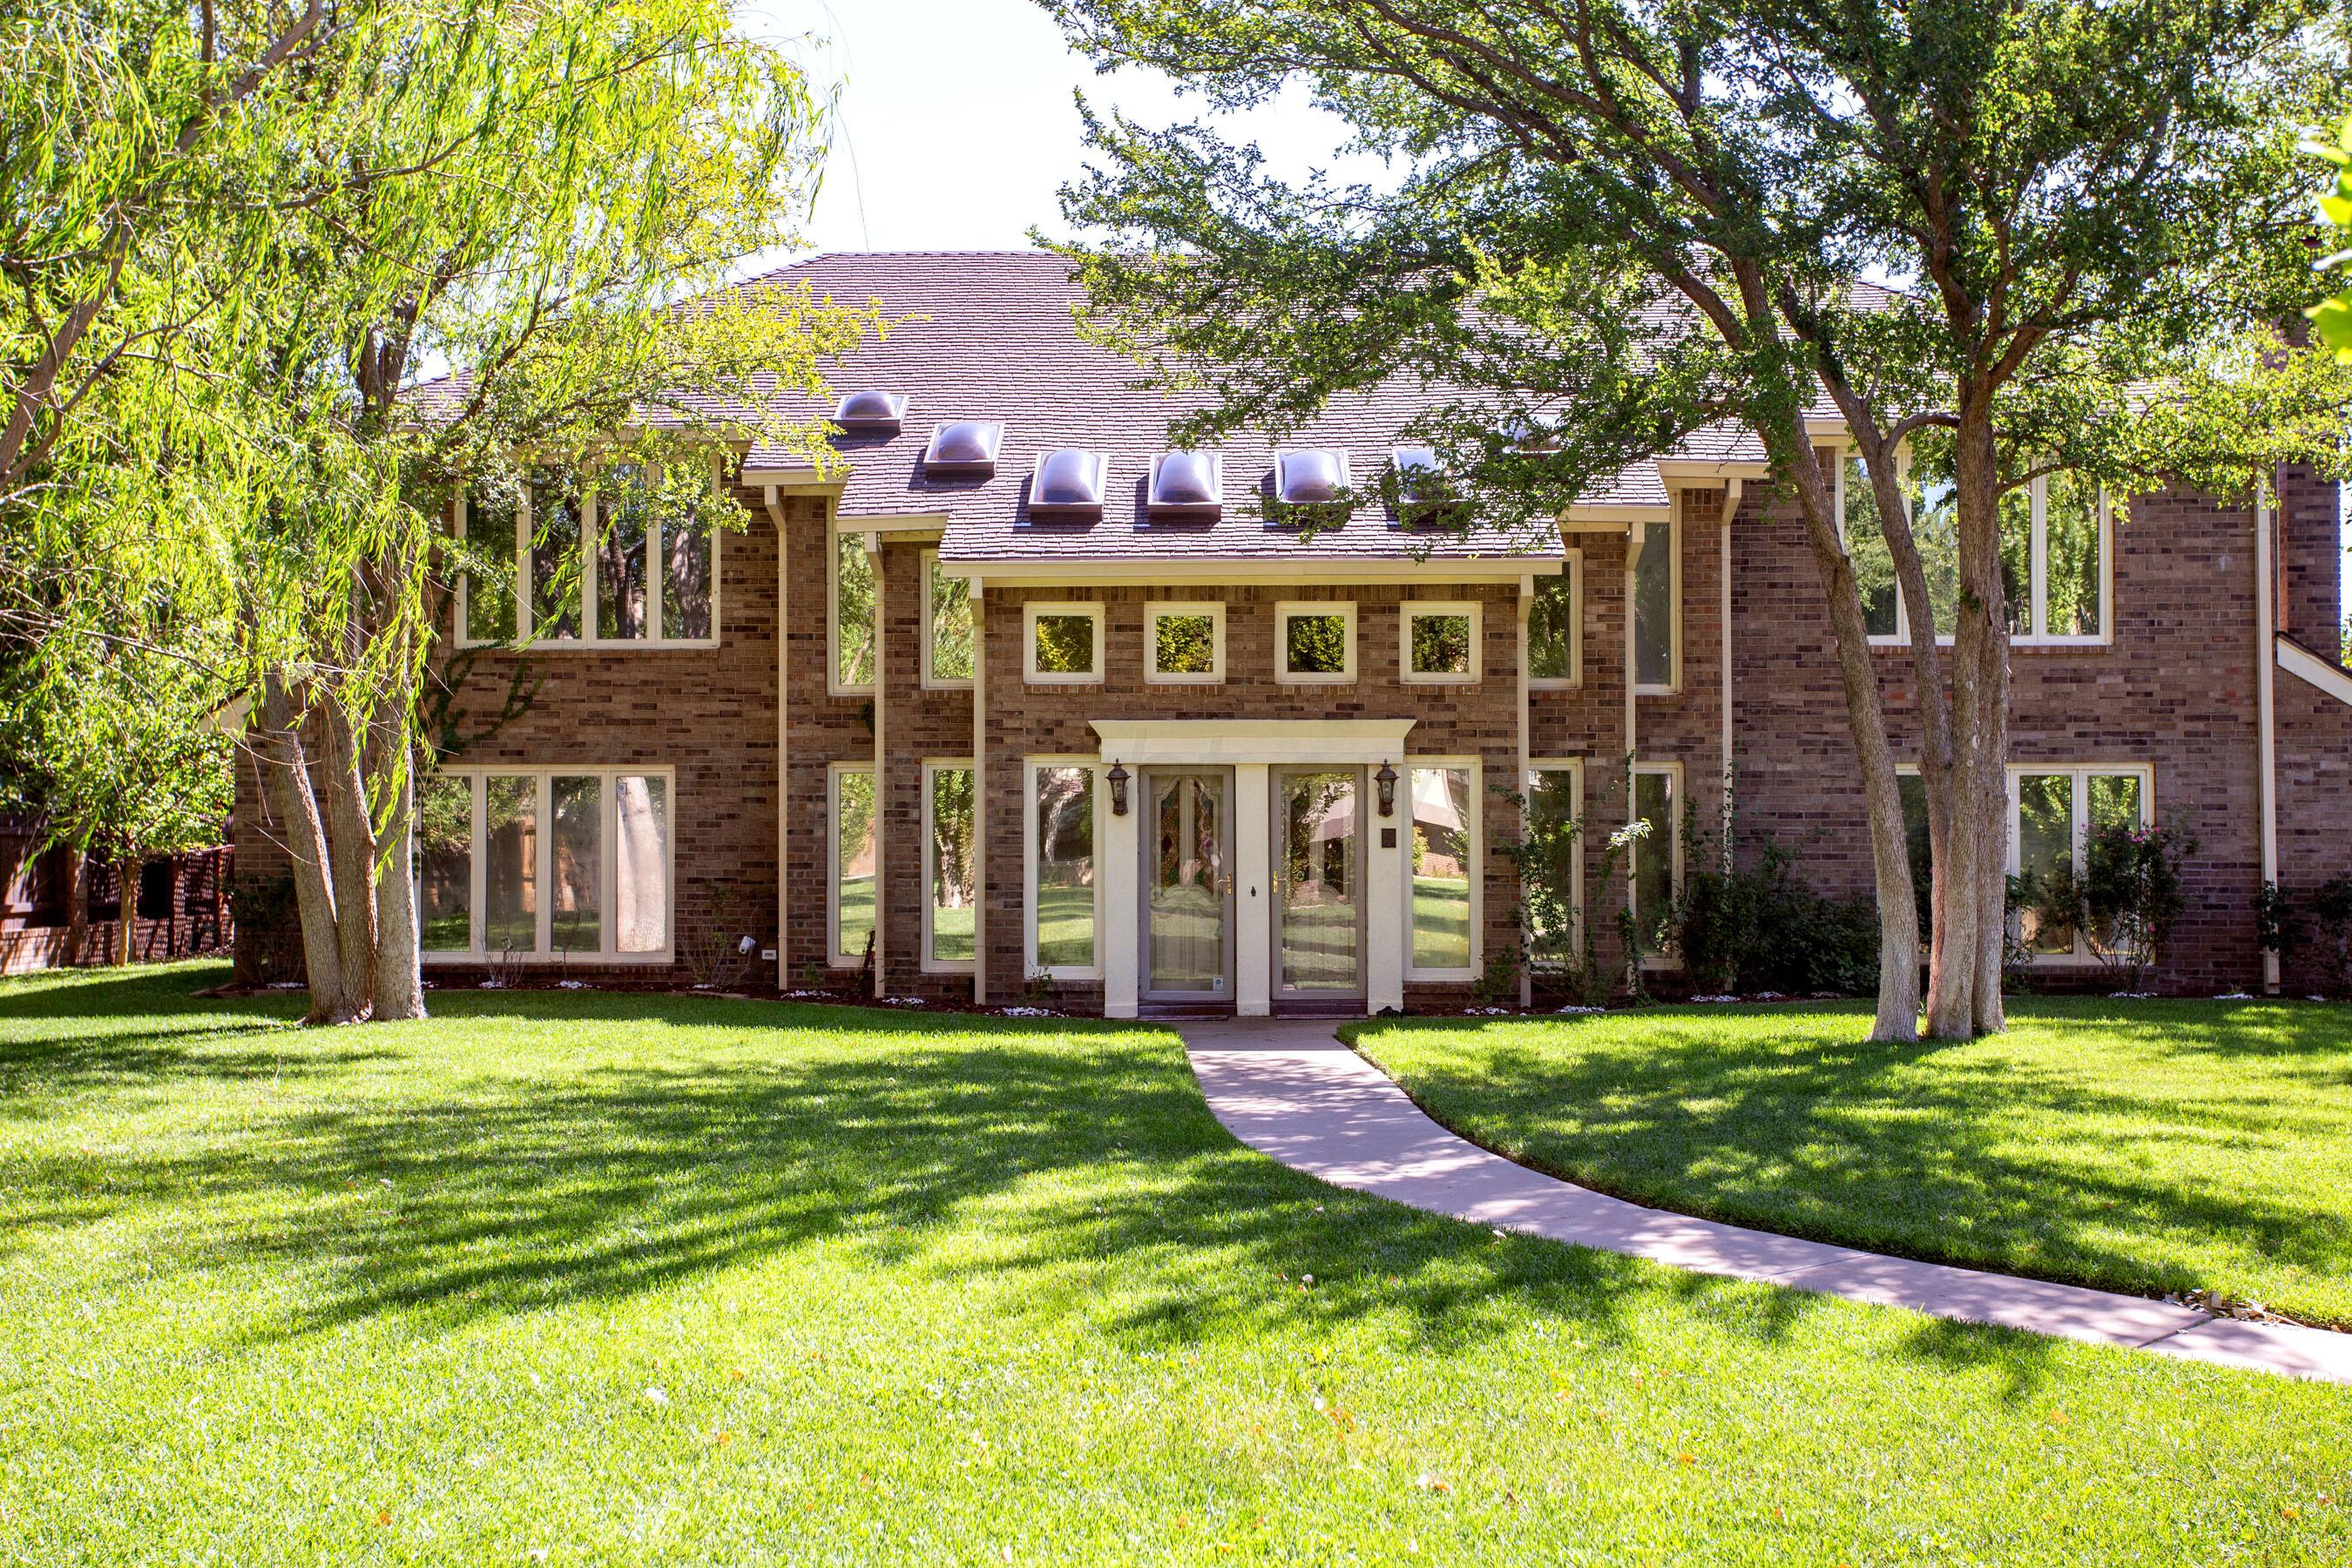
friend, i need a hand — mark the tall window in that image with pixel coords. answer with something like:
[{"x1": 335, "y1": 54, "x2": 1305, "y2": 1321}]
[
  {"x1": 1524, "y1": 763, "x2": 1584, "y2": 955},
  {"x1": 2011, "y1": 766, "x2": 2149, "y2": 960},
  {"x1": 1631, "y1": 766, "x2": 1679, "y2": 957},
  {"x1": 831, "y1": 534, "x2": 876, "y2": 693},
  {"x1": 416, "y1": 768, "x2": 671, "y2": 961},
  {"x1": 1529, "y1": 561, "x2": 1578, "y2": 684},
  {"x1": 1632, "y1": 520, "x2": 1677, "y2": 690},
  {"x1": 923, "y1": 551, "x2": 974, "y2": 686},
  {"x1": 458, "y1": 463, "x2": 718, "y2": 648},
  {"x1": 924, "y1": 763, "x2": 977, "y2": 970},
  {"x1": 1028, "y1": 762, "x2": 1098, "y2": 976},
  {"x1": 1842, "y1": 456, "x2": 2106, "y2": 645},
  {"x1": 831, "y1": 765, "x2": 876, "y2": 966},
  {"x1": 1408, "y1": 764, "x2": 1476, "y2": 975}
]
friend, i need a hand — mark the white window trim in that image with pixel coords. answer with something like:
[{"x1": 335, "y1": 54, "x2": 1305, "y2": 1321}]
[
  {"x1": 418, "y1": 766, "x2": 676, "y2": 965},
  {"x1": 1525, "y1": 758, "x2": 1587, "y2": 945},
  {"x1": 829, "y1": 531, "x2": 878, "y2": 697},
  {"x1": 1024, "y1": 601, "x2": 1105, "y2": 686},
  {"x1": 1404, "y1": 757, "x2": 1482, "y2": 982},
  {"x1": 1274, "y1": 600, "x2": 1357, "y2": 685},
  {"x1": 828, "y1": 760, "x2": 876, "y2": 969},
  {"x1": 2005, "y1": 761, "x2": 2155, "y2": 966},
  {"x1": 920, "y1": 758, "x2": 978, "y2": 976},
  {"x1": 1632, "y1": 760, "x2": 1684, "y2": 970},
  {"x1": 1145, "y1": 600, "x2": 1227, "y2": 685},
  {"x1": 1024, "y1": 756, "x2": 1104, "y2": 982},
  {"x1": 1401, "y1": 601, "x2": 1483, "y2": 686},
  {"x1": 920, "y1": 550, "x2": 976, "y2": 690},
  {"x1": 454, "y1": 459, "x2": 723, "y2": 652},
  {"x1": 1837, "y1": 454, "x2": 2112, "y2": 650},
  {"x1": 1530, "y1": 553, "x2": 1582, "y2": 690},
  {"x1": 1632, "y1": 518, "x2": 1680, "y2": 696}
]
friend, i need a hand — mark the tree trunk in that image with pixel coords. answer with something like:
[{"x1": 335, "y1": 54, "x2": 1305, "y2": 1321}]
[
  {"x1": 61, "y1": 849, "x2": 86, "y2": 968},
  {"x1": 1784, "y1": 442, "x2": 1922, "y2": 1041},
  {"x1": 255, "y1": 672, "x2": 366, "y2": 1024},
  {"x1": 371, "y1": 756, "x2": 426, "y2": 1021},
  {"x1": 113, "y1": 852, "x2": 141, "y2": 966},
  {"x1": 317, "y1": 697, "x2": 381, "y2": 1004}
]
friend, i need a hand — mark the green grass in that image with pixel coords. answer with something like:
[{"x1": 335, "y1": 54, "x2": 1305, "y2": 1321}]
[
  {"x1": 2, "y1": 966, "x2": 2347, "y2": 1563},
  {"x1": 1411, "y1": 875, "x2": 1472, "y2": 971},
  {"x1": 1348, "y1": 1000, "x2": 2352, "y2": 1328}
]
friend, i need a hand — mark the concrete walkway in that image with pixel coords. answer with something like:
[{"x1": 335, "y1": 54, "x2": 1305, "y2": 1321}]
[{"x1": 1182, "y1": 1020, "x2": 2352, "y2": 1385}]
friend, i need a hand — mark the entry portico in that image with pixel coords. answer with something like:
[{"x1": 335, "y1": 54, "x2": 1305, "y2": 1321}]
[{"x1": 1092, "y1": 720, "x2": 1416, "y2": 1018}]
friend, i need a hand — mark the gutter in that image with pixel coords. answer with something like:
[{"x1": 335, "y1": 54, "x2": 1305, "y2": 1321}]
[
  {"x1": 1719, "y1": 480, "x2": 1742, "y2": 869},
  {"x1": 764, "y1": 484, "x2": 793, "y2": 990},
  {"x1": 2256, "y1": 482, "x2": 2280, "y2": 995}
]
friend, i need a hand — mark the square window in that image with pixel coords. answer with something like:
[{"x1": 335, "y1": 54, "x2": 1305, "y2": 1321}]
[
  {"x1": 1402, "y1": 603, "x2": 1479, "y2": 684},
  {"x1": 1275, "y1": 601, "x2": 1355, "y2": 683},
  {"x1": 1146, "y1": 602, "x2": 1224, "y2": 684},
  {"x1": 1025, "y1": 602, "x2": 1103, "y2": 683}
]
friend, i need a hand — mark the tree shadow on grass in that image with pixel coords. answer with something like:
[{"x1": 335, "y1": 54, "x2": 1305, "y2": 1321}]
[
  {"x1": 0, "y1": 983, "x2": 2086, "y2": 1395},
  {"x1": 1355, "y1": 1004, "x2": 2352, "y2": 1324}
]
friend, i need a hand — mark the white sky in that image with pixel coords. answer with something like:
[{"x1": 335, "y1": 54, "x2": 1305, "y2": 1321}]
[{"x1": 743, "y1": 0, "x2": 1380, "y2": 259}]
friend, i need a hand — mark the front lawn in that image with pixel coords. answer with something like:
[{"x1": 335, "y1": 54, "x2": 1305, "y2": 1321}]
[
  {"x1": 1349, "y1": 1000, "x2": 2352, "y2": 1328},
  {"x1": 2, "y1": 967, "x2": 2346, "y2": 1562}
]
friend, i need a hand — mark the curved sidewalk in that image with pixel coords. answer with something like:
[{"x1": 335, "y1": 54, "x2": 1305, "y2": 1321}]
[{"x1": 1181, "y1": 1020, "x2": 2352, "y2": 1385}]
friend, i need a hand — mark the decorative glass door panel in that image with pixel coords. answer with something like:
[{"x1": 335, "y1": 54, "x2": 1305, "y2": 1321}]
[
  {"x1": 1275, "y1": 768, "x2": 1363, "y2": 995},
  {"x1": 1145, "y1": 769, "x2": 1231, "y2": 997}
]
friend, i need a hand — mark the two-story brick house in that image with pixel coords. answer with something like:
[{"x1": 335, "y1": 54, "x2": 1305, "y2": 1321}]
[{"x1": 231, "y1": 250, "x2": 2352, "y2": 1010}]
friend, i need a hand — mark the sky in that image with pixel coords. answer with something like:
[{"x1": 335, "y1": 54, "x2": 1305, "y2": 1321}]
[{"x1": 744, "y1": 0, "x2": 1381, "y2": 260}]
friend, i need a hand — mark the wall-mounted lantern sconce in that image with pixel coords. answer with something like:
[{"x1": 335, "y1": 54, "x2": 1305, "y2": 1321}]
[
  {"x1": 1108, "y1": 760, "x2": 1131, "y2": 816},
  {"x1": 1375, "y1": 760, "x2": 1398, "y2": 818}
]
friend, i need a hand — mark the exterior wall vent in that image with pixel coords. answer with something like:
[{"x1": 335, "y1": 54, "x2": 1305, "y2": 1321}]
[
  {"x1": 923, "y1": 420, "x2": 1004, "y2": 476},
  {"x1": 1147, "y1": 451, "x2": 1223, "y2": 519},
  {"x1": 1273, "y1": 447, "x2": 1349, "y2": 505},
  {"x1": 1029, "y1": 449, "x2": 1110, "y2": 519},
  {"x1": 833, "y1": 391, "x2": 906, "y2": 432}
]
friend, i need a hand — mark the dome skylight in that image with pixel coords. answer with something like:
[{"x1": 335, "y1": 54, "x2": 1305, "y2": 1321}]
[
  {"x1": 923, "y1": 420, "x2": 1004, "y2": 476},
  {"x1": 833, "y1": 390, "x2": 905, "y2": 431},
  {"x1": 1274, "y1": 448, "x2": 1348, "y2": 505},
  {"x1": 1148, "y1": 451, "x2": 1223, "y2": 516},
  {"x1": 1030, "y1": 449, "x2": 1109, "y2": 518}
]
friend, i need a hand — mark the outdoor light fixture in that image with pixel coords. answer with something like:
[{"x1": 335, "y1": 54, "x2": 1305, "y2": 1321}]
[
  {"x1": 1375, "y1": 760, "x2": 1398, "y2": 817},
  {"x1": 1108, "y1": 760, "x2": 1131, "y2": 816}
]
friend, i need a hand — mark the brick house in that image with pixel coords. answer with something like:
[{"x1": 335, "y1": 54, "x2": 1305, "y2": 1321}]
[{"x1": 231, "y1": 251, "x2": 2352, "y2": 1010}]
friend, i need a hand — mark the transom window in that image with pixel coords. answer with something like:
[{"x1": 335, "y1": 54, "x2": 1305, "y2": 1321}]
[
  {"x1": 1529, "y1": 558, "x2": 1580, "y2": 686},
  {"x1": 1025, "y1": 602, "x2": 1104, "y2": 684},
  {"x1": 1146, "y1": 601, "x2": 1225, "y2": 684},
  {"x1": 1402, "y1": 602, "x2": 1480, "y2": 684},
  {"x1": 2010, "y1": 765, "x2": 2152, "y2": 961},
  {"x1": 923, "y1": 551, "x2": 974, "y2": 686},
  {"x1": 1841, "y1": 456, "x2": 2109, "y2": 645},
  {"x1": 1275, "y1": 601, "x2": 1355, "y2": 683},
  {"x1": 415, "y1": 767, "x2": 673, "y2": 962},
  {"x1": 458, "y1": 463, "x2": 718, "y2": 649},
  {"x1": 1026, "y1": 760, "x2": 1101, "y2": 979}
]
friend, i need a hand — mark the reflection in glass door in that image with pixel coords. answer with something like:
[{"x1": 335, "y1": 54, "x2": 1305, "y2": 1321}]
[
  {"x1": 1145, "y1": 769, "x2": 1232, "y2": 999},
  {"x1": 1274, "y1": 768, "x2": 1363, "y2": 996}
]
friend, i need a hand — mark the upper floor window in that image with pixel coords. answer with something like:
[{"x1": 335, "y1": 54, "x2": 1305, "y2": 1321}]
[
  {"x1": 1632, "y1": 518, "x2": 1678, "y2": 692},
  {"x1": 923, "y1": 551, "x2": 974, "y2": 686},
  {"x1": 1841, "y1": 455, "x2": 2108, "y2": 645},
  {"x1": 1025, "y1": 601, "x2": 1103, "y2": 684},
  {"x1": 1147, "y1": 601, "x2": 1225, "y2": 684},
  {"x1": 1402, "y1": 602, "x2": 1480, "y2": 684},
  {"x1": 832, "y1": 533, "x2": 876, "y2": 693},
  {"x1": 1276, "y1": 601, "x2": 1355, "y2": 683},
  {"x1": 457, "y1": 462, "x2": 719, "y2": 649},
  {"x1": 1530, "y1": 558, "x2": 1580, "y2": 685}
]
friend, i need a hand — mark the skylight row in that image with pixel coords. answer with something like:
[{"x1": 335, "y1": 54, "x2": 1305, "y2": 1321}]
[{"x1": 834, "y1": 392, "x2": 1446, "y2": 519}]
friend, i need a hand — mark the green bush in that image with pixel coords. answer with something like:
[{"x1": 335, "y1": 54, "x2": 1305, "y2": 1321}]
[
  {"x1": 1673, "y1": 829, "x2": 1880, "y2": 997},
  {"x1": 227, "y1": 873, "x2": 303, "y2": 986}
]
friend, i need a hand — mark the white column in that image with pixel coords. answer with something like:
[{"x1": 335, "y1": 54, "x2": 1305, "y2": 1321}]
[
  {"x1": 1101, "y1": 760, "x2": 1140, "y2": 1018},
  {"x1": 1366, "y1": 774, "x2": 1406, "y2": 1015},
  {"x1": 1233, "y1": 763, "x2": 1272, "y2": 1016}
]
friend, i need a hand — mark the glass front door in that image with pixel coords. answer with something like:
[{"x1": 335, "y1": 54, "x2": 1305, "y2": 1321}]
[
  {"x1": 1144, "y1": 768, "x2": 1233, "y2": 1000},
  {"x1": 1274, "y1": 767, "x2": 1364, "y2": 997}
]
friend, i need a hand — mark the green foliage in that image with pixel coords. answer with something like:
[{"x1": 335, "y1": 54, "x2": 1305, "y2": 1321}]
[
  {"x1": 2017, "y1": 821, "x2": 2198, "y2": 990},
  {"x1": 2298, "y1": 875, "x2": 2352, "y2": 998},
  {"x1": 1031, "y1": 612, "x2": 1098, "y2": 674},
  {"x1": 1282, "y1": 611, "x2": 1348, "y2": 674},
  {"x1": 1153, "y1": 611, "x2": 1215, "y2": 674},
  {"x1": 227, "y1": 874, "x2": 302, "y2": 986},
  {"x1": 1672, "y1": 816, "x2": 1881, "y2": 998}
]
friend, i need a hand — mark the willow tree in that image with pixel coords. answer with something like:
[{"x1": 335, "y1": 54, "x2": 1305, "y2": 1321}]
[
  {"x1": 3, "y1": 0, "x2": 881, "y2": 1023},
  {"x1": 1042, "y1": 0, "x2": 2349, "y2": 1037}
]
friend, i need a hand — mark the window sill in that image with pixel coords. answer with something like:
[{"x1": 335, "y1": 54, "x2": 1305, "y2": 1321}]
[
  {"x1": 423, "y1": 951, "x2": 674, "y2": 966},
  {"x1": 455, "y1": 638, "x2": 720, "y2": 652},
  {"x1": 1402, "y1": 672, "x2": 1479, "y2": 686},
  {"x1": 1146, "y1": 672, "x2": 1225, "y2": 686},
  {"x1": 1274, "y1": 673, "x2": 1355, "y2": 686}
]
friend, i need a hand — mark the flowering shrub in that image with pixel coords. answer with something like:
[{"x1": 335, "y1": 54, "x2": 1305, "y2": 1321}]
[{"x1": 2020, "y1": 820, "x2": 2195, "y2": 990}]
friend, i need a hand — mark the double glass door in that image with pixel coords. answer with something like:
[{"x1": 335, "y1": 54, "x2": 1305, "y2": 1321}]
[
  {"x1": 1143, "y1": 768, "x2": 1233, "y2": 1001},
  {"x1": 1274, "y1": 767, "x2": 1364, "y2": 999}
]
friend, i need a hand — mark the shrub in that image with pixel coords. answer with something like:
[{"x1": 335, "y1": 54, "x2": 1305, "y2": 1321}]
[
  {"x1": 227, "y1": 873, "x2": 302, "y2": 986},
  {"x1": 2017, "y1": 820, "x2": 2195, "y2": 991},
  {"x1": 1673, "y1": 823, "x2": 1880, "y2": 997},
  {"x1": 2304, "y1": 875, "x2": 2352, "y2": 998}
]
